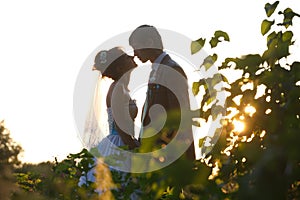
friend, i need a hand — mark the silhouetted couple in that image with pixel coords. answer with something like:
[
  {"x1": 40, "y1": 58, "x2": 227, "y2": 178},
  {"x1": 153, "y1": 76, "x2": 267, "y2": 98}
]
[{"x1": 80, "y1": 25, "x2": 195, "y2": 186}]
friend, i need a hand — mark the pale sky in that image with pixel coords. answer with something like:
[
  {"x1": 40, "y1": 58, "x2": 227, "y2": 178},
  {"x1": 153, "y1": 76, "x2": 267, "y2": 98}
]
[{"x1": 0, "y1": 0, "x2": 299, "y2": 163}]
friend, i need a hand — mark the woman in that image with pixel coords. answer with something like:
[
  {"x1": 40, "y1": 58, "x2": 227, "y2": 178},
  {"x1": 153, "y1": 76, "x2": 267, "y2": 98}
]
[
  {"x1": 79, "y1": 47, "x2": 139, "y2": 186},
  {"x1": 93, "y1": 47, "x2": 139, "y2": 152}
]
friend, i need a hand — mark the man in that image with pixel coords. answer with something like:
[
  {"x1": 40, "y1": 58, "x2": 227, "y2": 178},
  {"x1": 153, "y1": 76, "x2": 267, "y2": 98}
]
[{"x1": 129, "y1": 25, "x2": 195, "y2": 160}]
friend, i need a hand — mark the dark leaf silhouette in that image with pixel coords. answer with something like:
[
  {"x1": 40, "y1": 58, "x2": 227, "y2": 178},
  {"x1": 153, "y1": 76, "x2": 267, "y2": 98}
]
[
  {"x1": 264, "y1": 1, "x2": 279, "y2": 17},
  {"x1": 278, "y1": 8, "x2": 300, "y2": 28},
  {"x1": 209, "y1": 30, "x2": 230, "y2": 48},
  {"x1": 261, "y1": 19, "x2": 274, "y2": 35}
]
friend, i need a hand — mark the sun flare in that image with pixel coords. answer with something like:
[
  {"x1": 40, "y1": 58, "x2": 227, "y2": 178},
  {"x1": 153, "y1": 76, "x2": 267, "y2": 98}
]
[
  {"x1": 232, "y1": 119, "x2": 245, "y2": 133},
  {"x1": 244, "y1": 105, "x2": 256, "y2": 117}
]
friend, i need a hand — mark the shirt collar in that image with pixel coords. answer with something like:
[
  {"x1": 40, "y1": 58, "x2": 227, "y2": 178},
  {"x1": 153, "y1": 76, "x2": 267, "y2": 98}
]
[{"x1": 152, "y1": 51, "x2": 167, "y2": 71}]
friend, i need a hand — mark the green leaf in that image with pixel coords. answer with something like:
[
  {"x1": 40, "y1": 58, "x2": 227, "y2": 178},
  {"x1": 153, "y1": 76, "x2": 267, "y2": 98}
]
[
  {"x1": 238, "y1": 54, "x2": 263, "y2": 75},
  {"x1": 276, "y1": 39, "x2": 290, "y2": 59},
  {"x1": 261, "y1": 19, "x2": 274, "y2": 36},
  {"x1": 192, "y1": 81, "x2": 201, "y2": 95},
  {"x1": 209, "y1": 37, "x2": 219, "y2": 48},
  {"x1": 201, "y1": 54, "x2": 218, "y2": 70},
  {"x1": 264, "y1": 1, "x2": 279, "y2": 17},
  {"x1": 211, "y1": 105, "x2": 226, "y2": 120},
  {"x1": 214, "y1": 30, "x2": 230, "y2": 41},
  {"x1": 206, "y1": 95, "x2": 217, "y2": 106},
  {"x1": 191, "y1": 38, "x2": 206, "y2": 54},
  {"x1": 201, "y1": 90, "x2": 212, "y2": 107},
  {"x1": 209, "y1": 30, "x2": 230, "y2": 48},
  {"x1": 282, "y1": 31, "x2": 293, "y2": 42},
  {"x1": 278, "y1": 8, "x2": 300, "y2": 28},
  {"x1": 204, "y1": 74, "x2": 223, "y2": 92},
  {"x1": 267, "y1": 31, "x2": 277, "y2": 47},
  {"x1": 220, "y1": 74, "x2": 229, "y2": 83},
  {"x1": 198, "y1": 137, "x2": 205, "y2": 147}
]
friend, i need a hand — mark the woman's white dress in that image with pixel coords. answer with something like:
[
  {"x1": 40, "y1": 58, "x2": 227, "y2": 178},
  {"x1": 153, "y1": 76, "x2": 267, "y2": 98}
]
[
  {"x1": 78, "y1": 100, "x2": 136, "y2": 185},
  {"x1": 96, "y1": 107, "x2": 125, "y2": 156}
]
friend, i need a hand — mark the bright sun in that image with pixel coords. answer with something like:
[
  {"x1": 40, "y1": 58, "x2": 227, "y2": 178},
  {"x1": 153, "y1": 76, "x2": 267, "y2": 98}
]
[
  {"x1": 232, "y1": 119, "x2": 245, "y2": 133},
  {"x1": 244, "y1": 104, "x2": 256, "y2": 117}
]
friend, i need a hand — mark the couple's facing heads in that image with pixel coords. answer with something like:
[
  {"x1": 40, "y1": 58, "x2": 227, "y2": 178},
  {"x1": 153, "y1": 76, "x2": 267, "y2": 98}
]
[
  {"x1": 93, "y1": 47, "x2": 136, "y2": 81},
  {"x1": 129, "y1": 25, "x2": 164, "y2": 63},
  {"x1": 94, "y1": 25, "x2": 163, "y2": 79}
]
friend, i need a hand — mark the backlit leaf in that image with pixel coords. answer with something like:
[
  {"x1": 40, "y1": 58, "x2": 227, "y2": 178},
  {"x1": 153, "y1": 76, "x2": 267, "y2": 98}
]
[
  {"x1": 212, "y1": 105, "x2": 226, "y2": 120},
  {"x1": 264, "y1": 1, "x2": 279, "y2": 17},
  {"x1": 282, "y1": 31, "x2": 293, "y2": 42},
  {"x1": 191, "y1": 38, "x2": 206, "y2": 54},
  {"x1": 267, "y1": 31, "x2": 277, "y2": 47},
  {"x1": 214, "y1": 30, "x2": 230, "y2": 41},
  {"x1": 261, "y1": 19, "x2": 274, "y2": 36},
  {"x1": 206, "y1": 95, "x2": 217, "y2": 106},
  {"x1": 209, "y1": 31, "x2": 230, "y2": 48},
  {"x1": 192, "y1": 81, "x2": 201, "y2": 95},
  {"x1": 199, "y1": 138, "x2": 205, "y2": 147},
  {"x1": 209, "y1": 37, "x2": 219, "y2": 48},
  {"x1": 201, "y1": 54, "x2": 218, "y2": 70},
  {"x1": 278, "y1": 8, "x2": 300, "y2": 28},
  {"x1": 221, "y1": 74, "x2": 229, "y2": 83}
]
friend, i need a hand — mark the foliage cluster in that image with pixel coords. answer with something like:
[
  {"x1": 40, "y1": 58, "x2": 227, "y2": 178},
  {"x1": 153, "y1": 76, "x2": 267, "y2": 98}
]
[{"x1": 0, "y1": 1, "x2": 299, "y2": 199}]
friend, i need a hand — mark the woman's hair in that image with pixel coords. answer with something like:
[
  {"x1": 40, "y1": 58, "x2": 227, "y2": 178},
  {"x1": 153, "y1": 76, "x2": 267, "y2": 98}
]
[
  {"x1": 129, "y1": 25, "x2": 163, "y2": 50},
  {"x1": 93, "y1": 47, "x2": 127, "y2": 80}
]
